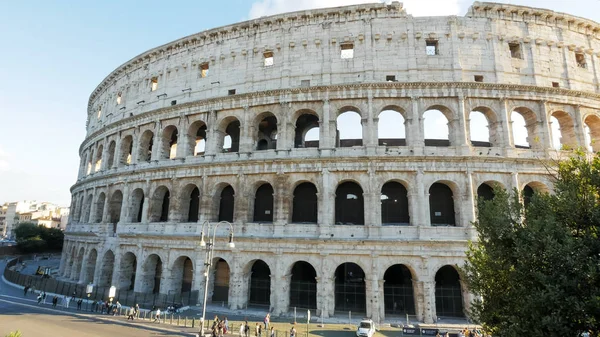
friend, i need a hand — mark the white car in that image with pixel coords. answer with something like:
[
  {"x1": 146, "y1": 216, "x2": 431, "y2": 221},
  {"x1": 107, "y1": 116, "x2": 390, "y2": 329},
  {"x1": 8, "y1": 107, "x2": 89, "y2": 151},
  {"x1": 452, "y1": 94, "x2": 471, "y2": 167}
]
[{"x1": 356, "y1": 319, "x2": 376, "y2": 337}]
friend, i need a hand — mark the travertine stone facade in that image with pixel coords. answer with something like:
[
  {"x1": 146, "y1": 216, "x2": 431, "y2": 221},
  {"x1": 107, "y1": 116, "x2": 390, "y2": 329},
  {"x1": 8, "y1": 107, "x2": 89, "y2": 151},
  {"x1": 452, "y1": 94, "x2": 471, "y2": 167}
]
[{"x1": 61, "y1": 1, "x2": 600, "y2": 324}]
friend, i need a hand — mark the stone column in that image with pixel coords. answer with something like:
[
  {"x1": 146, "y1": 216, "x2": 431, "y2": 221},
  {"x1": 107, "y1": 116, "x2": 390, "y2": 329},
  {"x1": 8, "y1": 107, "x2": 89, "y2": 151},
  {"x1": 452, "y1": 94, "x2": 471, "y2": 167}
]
[
  {"x1": 500, "y1": 99, "x2": 514, "y2": 148},
  {"x1": 271, "y1": 273, "x2": 291, "y2": 316},
  {"x1": 119, "y1": 184, "x2": 130, "y2": 225},
  {"x1": 228, "y1": 260, "x2": 249, "y2": 310},
  {"x1": 539, "y1": 101, "x2": 554, "y2": 150},
  {"x1": 320, "y1": 99, "x2": 333, "y2": 150},
  {"x1": 133, "y1": 255, "x2": 145, "y2": 292},
  {"x1": 141, "y1": 184, "x2": 151, "y2": 223},
  {"x1": 168, "y1": 179, "x2": 181, "y2": 223},
  {"x1": 177, "y1": 115, "x2": 189, "y2": 159},
  {"x1": 112, "y1": 135, "x2": 121, "y2": 169},
  {"x1": 316, "y1": 276, "x2": 335, "y2": 318},
  {"x1": 204, "y1": 110, "x2": 218, "y2": 160},
  {"x1": 456, "y1": 95, "x2": 470, "y2": 153},
  {"x1": 412, "y1": 280, "x2": 425, "y2": 322},
  {"x1": 319, "y1": 169, "x2": 334, "y2": 227},
  {"x1": 274, "y1": 174, "x2": 289, "y2": 226},
  {"x1": 573, "y1": 105, "x2": 588, "y2": 149},
  {"x1": 365, "y1": 93, "x2": 377, "y2": 151},
  {"x1": 58, "y1": 242, "x2": 69, "y2": 275},
  {"x1": 93, "y1": 251, "x2": 105, "y2": 286},
  {"x1": 422, "y1": 281, "x2": 436, "y2": 324},
  {"x1": 463, "y1": 171, "x2": 476, "y2": 227},
  {"x1": 416, "y1": 169, "x2": 429, "y2": 226},
  {"x1": 377, "y1": 279, "x2": 386, "y2": 323},
  {"x1": 130, "y1": 128, "x2": 140, "y2": 165},
  {"x1": 276, "y1": 103, "x2": 290, "y2": 153},
  {"x1": 240, "y1": 107, "x2": 253, "y2": 155},
  {"x1": 151, "y1": 121, "x2": 161, "y2": 160},
  {"x1": 101, "y1": 192, "x2": 110, "y2": 223},
  {"x1": 411, "y1": 97, "x2": 424, "y2": 148},
  {"x1": 365, "y1": 277, "x2": 375, "y2": 320},
  {"x1": 101, "y1": 139, "x2": 110, "y2": 171}
]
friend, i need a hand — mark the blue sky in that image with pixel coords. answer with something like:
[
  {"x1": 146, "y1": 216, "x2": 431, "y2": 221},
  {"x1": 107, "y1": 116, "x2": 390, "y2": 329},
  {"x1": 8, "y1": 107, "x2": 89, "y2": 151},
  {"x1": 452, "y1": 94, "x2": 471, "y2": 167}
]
[{"x1": 1, "y1": 0, "x2": 599, "y2": 206}]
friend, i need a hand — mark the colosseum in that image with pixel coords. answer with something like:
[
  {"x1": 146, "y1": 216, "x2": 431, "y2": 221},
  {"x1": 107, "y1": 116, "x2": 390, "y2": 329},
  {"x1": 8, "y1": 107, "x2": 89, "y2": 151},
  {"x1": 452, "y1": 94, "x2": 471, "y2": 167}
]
[{"x1": 60, "y1": 1, "x2": 600, "y2": 324}]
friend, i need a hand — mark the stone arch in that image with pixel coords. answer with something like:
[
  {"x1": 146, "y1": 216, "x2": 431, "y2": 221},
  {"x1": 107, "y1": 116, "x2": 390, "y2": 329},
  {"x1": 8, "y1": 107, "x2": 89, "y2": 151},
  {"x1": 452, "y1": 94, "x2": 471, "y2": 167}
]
[
  {"x1": 334, "y1": 262, "x2": 366, "y2": 313},
  {"x1": 583, "y1": 113, "x2": 600, "y2": 152},
  {"x1": 217, "y1": 117, "x2": 241, "y2": 153},
  {"x1": 149, "y1": 186, "x2": 170, "y2": 222},
  {"x1": 171, "y1": 255, "x2": 194, "y2": 294},
  {"x1": 435, "y1": 265, "x2": 464, "y2": 318},
  {"x1": 98, "y1": 250, "x2": 115, "y2": 287},
  {"x1": 522, "y1": 181, "x2": 550, "y2": 208},
  {"x1": 255, "y1": 112, "x2": 278, "y2": 150},
  {"x1": 292, "y1": 182, "x2": 318, "y2": 224},
  {"x1": 81, "y1": 194, "x2": 93, "y2": 223},
  {"x1": 289, "y1": 261, "x2": 317, "y2": 310},
  {"x1": 128, "y1": 188, "x2": 145, "y2": 223},
  {"x1": 253, "y1": 183, "x2": 274, "y2": 222},
  {"x1": 383, "y1": 264, "x2": 416, "y2": 316},
  {"x1": 160, "y1": 125, "x2": 179, "y2": 159},
  {"x1": 92, "y1": 192, "x2": 106, "y2": 223},
  {"x1": 429, "y1": 181, "x2": 457, "y2": 226},
  {"x1": 550, "y1": 110, "x2": 577, "y2": 150},
  {"x1": 118, "y1": 252, "x2": 137, "y2": 290},
  {"x1": 81, "y1": 248, "x2": 98, "y2": 284},
  {"x1": 378, "y1": 106, "x2": 406, "y2": 146},
  {"x1": 294, "y1": 110, "x2": 320, "y2": 148},
  {"x1": 211, "y1": 257, "x2": 230, "y2": 304},
  {"x1": 381, "y1": 181, "x2": 410, "y2": 225},
  {"x1": 476, "y1": 181, "x2": 500, "y2": 202},
  {"x1": 140, "y1": 254, "x2": 163, "y2": 294},
  {"x1": 511, "y1": 107, "x2": 539, "y2": 149},
  {"x1": 94, "y1": 145, "x2": 103, "y2": 172},
  {"x1": 180, "y1": 184, "x2": 201, "y2": 222},
  {"x1": 138, "y1": 130, "x2": 154, "y2": 162},
  {"x1": 336, "y1": 107, "x2": 363, "y2": 147},
  {"x1": 108, "y1": 190, "x2": 123, "y2": 224},
  {"x1": 106, "y1": 140, "x2": 116, "y2": 168},
  {"x1": 423, "y1": 105, "x2": 454, "y2": 146},
  {"x1": 188, "y1": 120, "x2": 208, "y2": 156},
  {"x1": 335, "y1": 181, "x2": 364, "y2": 225},
  {"x1": 218, "y1": 184, "x2": 235, "y2": 222},
  {"x1": 119, "y1": 135, "x2": 134, "y2": 166},
  {"x1": 247, "y1": 259, "x2": 271, "y2": 308},
  {"x1": 470, "y1": 106, "x2": 499, "y2": 147}
]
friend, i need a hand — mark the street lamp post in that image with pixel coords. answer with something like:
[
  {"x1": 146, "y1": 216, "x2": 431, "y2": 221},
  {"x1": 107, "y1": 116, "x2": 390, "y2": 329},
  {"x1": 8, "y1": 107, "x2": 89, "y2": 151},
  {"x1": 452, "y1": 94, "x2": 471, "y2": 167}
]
[
  {"x1": 199, "y1": 221, "x2": 235, "y2": 336},
  {"x1": 86, "y1": 283, "x2": 93, "y2": 312}
]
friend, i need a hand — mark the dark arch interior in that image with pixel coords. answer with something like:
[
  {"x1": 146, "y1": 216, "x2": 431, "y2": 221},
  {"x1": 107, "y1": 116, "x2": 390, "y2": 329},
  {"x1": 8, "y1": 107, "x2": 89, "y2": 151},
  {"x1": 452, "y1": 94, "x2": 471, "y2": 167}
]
[
  {"x1": 381, "y1": 182, "x2": 410, "y2": 225},
  {"x1": 249, "y1": 260, "x2": 271, "y2": 307},
  {"x1": 477, "y1": 183, "x2": 495, "y2": 202},
  {"x1": 257, "y1": 115, "x2": 277, "y2": 150},
  {"x1": 429, "y1": 183, "x2": 455, "y2": 226},
  {"x1": 292, "y1": 182, "x2": 318, "y2": 223},
  {"x1": 181, "y1": 257, "x2": 193, "y2": 293},
  {"x1": 383, "y1": 264, "x2": 415, "y2": 315},
  {"x1": 119, "y1": 253, "x2": 136, "y2": 290},
  {"x1": 160, "y1": 190, "x2": 170, "y2": 222},
  {"x1": 225, "y1": 121, "x2": 240, "y2": 152},
  {"x1": 334, "y1": 263, "x2": 366, "y2": 312},
  {"x1": 218, "y1": 185, "x2": 235, "y2": 222},
  {"x1": 522, "y1": 184, "x2": 534, "y2": 208},
  {"x1": 152, "y1": 257, "x2": 163, "y2": 294},
  {"x1": 194, "y1": 124, "x2": 207, "y2": 155},
  {"x1": 290, "y1": 261, "x2": 317, "y2": 310},
  {"x1": 254, "y1": 184, "x2": 274, "y2": 222},
  {"x1": 435, "y1": 266, "x2": 464, "y2": 317},
  {"x1": 188, "y1": 187, "x2": 200, "y2": 222},
  {"x1": 335, "y1": 182, "x2": 364, "y2": 225},
  {"x1": 212, "y1": 258, "x2": 230, "y2": 304},
  {"x1": 295, "y1": 114, "x2": 319, "y2": 148}
]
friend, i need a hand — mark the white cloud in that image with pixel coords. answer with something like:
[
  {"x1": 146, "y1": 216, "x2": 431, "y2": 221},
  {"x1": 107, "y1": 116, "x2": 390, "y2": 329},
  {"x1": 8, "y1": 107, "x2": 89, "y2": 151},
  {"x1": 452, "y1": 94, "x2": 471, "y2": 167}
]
[{"x1": 248, "y1": 0, "x2": 466, "y2": 19}]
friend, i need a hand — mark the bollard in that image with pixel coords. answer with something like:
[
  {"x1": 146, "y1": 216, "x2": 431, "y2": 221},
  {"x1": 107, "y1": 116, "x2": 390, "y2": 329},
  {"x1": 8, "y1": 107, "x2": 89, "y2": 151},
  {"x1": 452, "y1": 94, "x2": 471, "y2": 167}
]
[
  {"x1": 184, "y1": 316, "x2": 187, "y2": 327},
  {"x1": 192, "y1": 317, "x2": 195, "y2": 328},
  {"x1": 170, "y1": 313, "x2": 173, "y2": 325},
  {"x1": 177, "y1": 315, "x2": 180, "y2": 326}
]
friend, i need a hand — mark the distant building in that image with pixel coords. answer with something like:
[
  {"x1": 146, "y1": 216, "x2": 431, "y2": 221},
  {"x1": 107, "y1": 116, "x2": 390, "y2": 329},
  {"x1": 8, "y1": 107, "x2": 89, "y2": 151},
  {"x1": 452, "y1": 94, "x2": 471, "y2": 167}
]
[{"x1": 1, "y1": 201, "x2": 69, "y2": 238}]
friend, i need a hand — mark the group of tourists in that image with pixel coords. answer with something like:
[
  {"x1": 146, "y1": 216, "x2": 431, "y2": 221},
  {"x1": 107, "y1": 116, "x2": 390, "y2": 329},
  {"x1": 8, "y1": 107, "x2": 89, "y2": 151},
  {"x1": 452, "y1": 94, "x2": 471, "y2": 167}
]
[
  {"x1": 208, "y1": 315, "x2": 229, "y2": 337},
  {"x1": 237, "y1": 314, "x2": 278, "y2": 337}
]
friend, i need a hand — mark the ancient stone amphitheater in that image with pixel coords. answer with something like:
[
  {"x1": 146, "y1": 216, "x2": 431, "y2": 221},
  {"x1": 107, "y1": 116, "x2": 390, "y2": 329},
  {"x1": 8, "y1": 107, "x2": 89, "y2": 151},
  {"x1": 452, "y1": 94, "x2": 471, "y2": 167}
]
[{"x1": 60, "y1": 1, "x2": 600, "y2": 324}]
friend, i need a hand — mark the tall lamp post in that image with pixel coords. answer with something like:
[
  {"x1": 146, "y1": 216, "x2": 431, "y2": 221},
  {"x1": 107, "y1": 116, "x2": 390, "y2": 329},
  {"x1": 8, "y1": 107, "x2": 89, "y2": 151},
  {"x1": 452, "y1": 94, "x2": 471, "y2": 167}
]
[{"x1": 199, "y1": 221, "x2": 235, "y2": 336}]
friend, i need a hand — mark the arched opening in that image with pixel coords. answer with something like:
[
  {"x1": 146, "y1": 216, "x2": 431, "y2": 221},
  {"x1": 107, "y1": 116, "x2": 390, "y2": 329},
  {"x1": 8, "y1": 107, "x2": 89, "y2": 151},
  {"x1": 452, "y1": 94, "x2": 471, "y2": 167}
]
[
  {"x1": 98, "y1": 250, "x2": 115, "y2": 287},
  {"x1": 522, "y1": 184, "x2": 535, "y2": 208},
  {"x1": 336, "y1": 110, "x2": 363, "y2": 147},
  {"x1": 82, "y1": 249, "x2": 97, "y2": 284},
  {"x1": 253, "y1": 184, "x2": 274, "y2": 222},
  {"x1": 294, "y1": 113, "x2": 320, "y2": 148},
  {"x1": 118, "y1": 252, "x2": 136, "y2": 290},
  {"x1": 149, "y1": 186, "x2": 170, "y2": 222},
  {"x1": 477, "y1": 183, "x2": 495, "y2": 202},
  {"x1": 108, "y1": 190, "x2": 123, "y2": 224},
  {"x1": 511, "y1": 108, "x2": 538, "y2": 149},
  {"x1": 256, "y1": 115, "x2": 278, "y2": 150},
  {"x1": 86, "y1": 150, "x2": 93, "y2": 175},
  {"x1": 187, "y1": 187, "x2": 200, "y2": 222},
  {"x1": 429, "y1": 183, "x2": 455, "y2": 226},
  {"x1": 550, "y1": 111, "x2": 576, "y2": 150},
  {"x1": 381, "y1": 182, "x2": 410, "y2": 225},
  {"x1": 424, "y1": 108, "x2": 450, "y2": 146},
  {"x1": 140, "y1": 254, "x2": 163, "y2": 294},
  {"x1": 72, "y1": 248, "x2": 85, "y2": 280},
  {"x1": 119, "y1": 135, "x2": 133, "y2": 166},
  {"x1": 93, "y1": 193, "x2": 106, "y2": 223},
  {"x1": 584, "y1": 114, "x2": 600, "y2": 152},
  {"x1": 222, "y1": 120, "x2": 240, "y2": 153},
  {"x1": 171, "y1": 256, "x2": 194, "y2": 294},
  {"x1": 335, "y1": 182, "x2": 364, "y2": 225},
  {"x1": 161, "y1": 126, "x2": 178, "y2": 159},
  {"x1": 218, "y1": 185, "x2": 235, "y2": 222},
  {"x1": 469, "y1": 110, "x2": 491, "y2": 147},
  {"x1": 378, "y1": 109, "x2": 406, "y2": 146},
  {"x1": 129, "y1": 189, "x2": 145, "y2": 223},
  {"x1": 292, "y1": 182, "x2": 318, "y2": 223},
  {"x1": 435, "y1": 265, "x2": 464, "y2": 318},
  {"x1": 106, "y1": 141, "x2": 116, "y2": 168},
  {"x1": 383, "y1": 264, "x2": 415, "y2": 316},
  {"x1": 290, "y1": 261, "x2": 317, "y2": 310},
  {"x1": 138, "y1": 130, "x2": 154, "y2": 162},
  {"x1": 334, "y1": 262, "x2": 366, "y2": 313},
  {"x1": 94, "y1": 145, "x2": 103, "y2": 172},
  {"x1": 248, "y1": 260, "x2": 271, "y2": 308},
  {"x1": 81, "y1": 194, "x2": 93, "y2": 223},
  {"x1": 211, "y1": 258, "x2": 230, "y2": 304},
  {"x1": 188, "y1": 121, "x2": 207, "y2": 156}
]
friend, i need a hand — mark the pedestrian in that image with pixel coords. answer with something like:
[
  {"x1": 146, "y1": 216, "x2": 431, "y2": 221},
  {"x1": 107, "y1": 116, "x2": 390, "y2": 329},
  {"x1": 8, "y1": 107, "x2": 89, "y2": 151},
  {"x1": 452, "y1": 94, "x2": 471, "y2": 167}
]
[
  {"x1": 224, "y1": 317, "x2": 229, "y2": 334},
  {"x1": 258, "y1": 324, "x2": 262, "y2": 337},
  {"x1": 239, "y1": 323, "x2": 245, "y2": 337},
  {"x1": 154, "y1": 308, "x2": 161, "y2": 323},
  {"x1": 52, "y1": 296, "x2": 58, "y2": 308},
  {"x1": 127, "y1": 307, "x2": 135, "y2": 320},
  {"x1": 135, "y1": 303, "x2": 140, "y2": 318},
  {"x1": 264, "y1": 313, "x2": 270, "y2": 330},
  {"x1": 42, "y1": 292, "x2": 47, "y2": 304},
  {"x1": 114, "y1": 301, "x2": 121, "y2": 315},
  {"x1": 270, "y1": 327, "x2": 275, "y2": 337},
  {"x1": 37, "y1": 293, "x2": 42, "y2": 304},
  {"x1": 23, "y1": 286, "x2": 29, "y2": 297},
  {"x1": 64, "y1": 295, "x2": 70, "y2": 309},
  {"x1": 290, "y1": 326, "x2": 296, "y2": 337},
  {"x1": 255, "y1": 323, "x2": 260, "y2": 337},
  {"x1": 245, "y1": 321, "x2": 250, "y2": 337},
  {"x1": 77, "y1": 298, "x2": 82, "y2": 310},
  {"x1": 218, "y1": 320, "x2": 224, "y2": 337}
]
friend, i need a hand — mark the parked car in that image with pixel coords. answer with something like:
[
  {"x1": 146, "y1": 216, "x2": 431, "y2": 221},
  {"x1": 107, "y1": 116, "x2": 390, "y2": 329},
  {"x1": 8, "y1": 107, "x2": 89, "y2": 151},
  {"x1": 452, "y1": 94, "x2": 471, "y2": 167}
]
[{"x1": 356, "y1": 319, "x2": 376, "y2": 337}]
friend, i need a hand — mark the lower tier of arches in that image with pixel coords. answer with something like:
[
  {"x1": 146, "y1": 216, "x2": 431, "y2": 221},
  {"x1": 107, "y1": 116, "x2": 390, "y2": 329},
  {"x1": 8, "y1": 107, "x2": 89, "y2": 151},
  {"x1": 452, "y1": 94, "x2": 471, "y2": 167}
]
[{"x1": 59, "y1": 236, "x2": 472, "y2": 324}]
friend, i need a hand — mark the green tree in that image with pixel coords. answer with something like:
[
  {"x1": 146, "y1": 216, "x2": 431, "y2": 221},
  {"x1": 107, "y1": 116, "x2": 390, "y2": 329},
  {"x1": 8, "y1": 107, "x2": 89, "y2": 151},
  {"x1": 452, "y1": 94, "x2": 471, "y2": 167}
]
[
  {"x1": 14, "y1": 222, "x2": 64, "y2": 253},
  {"x1": 40, "y1": 227, "x2": 64, "y2": 250},
  {"x1": 464, "y1": 151, "x2": 599, "y2": 337},
  {"x1": 14, "y1": 222, "x2": 41, "y2": 240},
  {"x1": 5, "y1": 330, "x2": 22, "y2": 337}
]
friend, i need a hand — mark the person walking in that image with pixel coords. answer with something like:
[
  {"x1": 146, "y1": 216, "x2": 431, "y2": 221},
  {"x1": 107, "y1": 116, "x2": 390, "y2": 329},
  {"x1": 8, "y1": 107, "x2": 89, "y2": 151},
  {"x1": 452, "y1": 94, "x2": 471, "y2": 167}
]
[
  {"x1": 52, "y1": 296, "x2": 58, "y2": 308},
  {"x1": 290, "y1": 326, "x2": 296, "y2": 337},
  {"x1": 37, "y1": 293, "x2": 42, "y2": 304},
  {"x1": 270, "y1": 327, "x2": 275, "y2": 337},
  {"x1": 115, "y1": 301, "x2": 122, "y2": 315},
  {"x1": 127, "y1": 306, "x2": 135, "y2": 320},
  {"x1": 245, "y1": 321, "x2": 250, "y2": 337},
  {"x1": 153, "y1": 308, "x2": 161, "y2": 323},
  {"x1": 223, "y1": 317, "x2": 229, "y2": 335},
  {"x1": 264, "y1": 313, "x2": 270, "y2": 330},
  {"x1": 135, "y1": 303, "x2": 140, "y2": 318},
  {"x1": 23, "y1": 286, "x2": 29, "y2": 297},
  {"x1": 42, "y1": 292, "x2": 47, "y2": 304},
  {"x1": 255, "y1": 323, "x2": 260, "y2": 337},
  {"x1": 64, "y1": 295, "x2": 70, "y2": 309},
  {"x1": 239, "y1": 323, "x2": 245, "y2": 337},
  {"x1": 77, "y1": 298, "x2": 82, "y2": 310}
]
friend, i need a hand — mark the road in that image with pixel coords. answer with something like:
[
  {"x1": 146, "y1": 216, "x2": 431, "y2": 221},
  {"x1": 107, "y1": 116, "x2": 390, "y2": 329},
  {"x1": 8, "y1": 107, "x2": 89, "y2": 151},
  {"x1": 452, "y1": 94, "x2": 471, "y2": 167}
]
[{"x1": 0, "y1": 257, "x2": 196, "y2": 337}]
